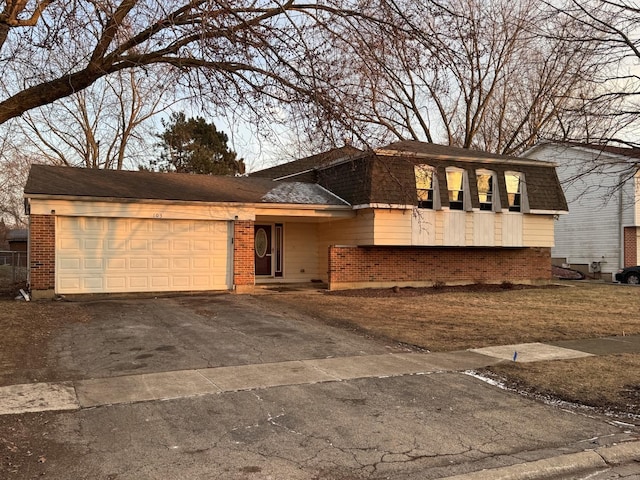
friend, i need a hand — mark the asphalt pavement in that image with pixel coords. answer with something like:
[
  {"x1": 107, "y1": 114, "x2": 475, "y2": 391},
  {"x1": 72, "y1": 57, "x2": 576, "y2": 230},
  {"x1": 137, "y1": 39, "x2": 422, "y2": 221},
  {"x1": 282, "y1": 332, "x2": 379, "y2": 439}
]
[{"x1": 1, "y1": 295, "x2": 639, "y2": 479}]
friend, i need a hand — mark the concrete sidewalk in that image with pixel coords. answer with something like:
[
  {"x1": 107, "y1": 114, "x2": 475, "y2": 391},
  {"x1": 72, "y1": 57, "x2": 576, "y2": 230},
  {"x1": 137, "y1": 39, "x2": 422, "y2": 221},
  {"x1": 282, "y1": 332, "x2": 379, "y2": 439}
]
[
  {"x1": 0, "y1": 336, "x2": 640, "y2": 480},
  {"x1": 2, "y1": 335, "x2": 639, "y2": 415}
]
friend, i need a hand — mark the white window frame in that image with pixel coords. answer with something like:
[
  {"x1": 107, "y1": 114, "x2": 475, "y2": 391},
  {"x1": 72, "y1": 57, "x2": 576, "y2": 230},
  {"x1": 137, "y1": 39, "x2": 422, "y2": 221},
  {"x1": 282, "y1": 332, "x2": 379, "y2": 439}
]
[
  {"x1": 445, "y1": 167, "x2": 471, "y2": 211},
  {"x1": 476, "y1": 169, "x2": 500, "y2": 212},
  {"x1": 414, "y1": 164, "x2": 440, "y2": 210},
  {"x1": 504, "y1": 171, "x2": 529, "y2": 213}
]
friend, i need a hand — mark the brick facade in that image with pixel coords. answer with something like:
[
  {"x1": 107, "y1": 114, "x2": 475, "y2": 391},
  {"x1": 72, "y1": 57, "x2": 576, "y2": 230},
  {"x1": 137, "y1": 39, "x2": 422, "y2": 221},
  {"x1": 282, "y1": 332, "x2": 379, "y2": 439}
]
[
  {"x1": 233, "y1": 220, "x2": 255, "y2": 292},
  {"x1": 624, "y1": 226, "x2": 638, "y2": 267},
  {"x1": 328, "y1": 245, "x2": 551, "y2": 289},
  {"x1": 29, "y1": 214, "x2": 55, "y2": 292}
]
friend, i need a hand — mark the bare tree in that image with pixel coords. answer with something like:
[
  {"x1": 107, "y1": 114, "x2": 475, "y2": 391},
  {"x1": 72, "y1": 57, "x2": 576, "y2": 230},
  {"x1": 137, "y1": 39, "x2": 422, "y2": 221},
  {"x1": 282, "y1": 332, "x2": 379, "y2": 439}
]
[
  {"x1": 302, "y1": 0, "x2": 622, "y2": 155},
  {"x1": 0, "y1": 0, "x2": 392, "y2": 128},
  {"x1": 18, "y1": 68, "x2": 176, "y2": 169},
  {"x1": 549, "y1": 0, "x2": 640, "y2": 148},
  {"x1": 0, "y1": 129, "x2": 31, "y2": 226}
]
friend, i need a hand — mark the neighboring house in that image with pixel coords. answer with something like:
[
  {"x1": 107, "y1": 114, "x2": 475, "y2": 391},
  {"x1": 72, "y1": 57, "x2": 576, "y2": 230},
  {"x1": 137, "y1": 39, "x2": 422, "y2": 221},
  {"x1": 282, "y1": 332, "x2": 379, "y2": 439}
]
[
  {"x1": 7, "y1": 229, "x2": 28, "y2": 253},
  {"x1": 24, "y1": 141, "x2": 567, "y2": 299},
  {"x1": 525, "y1": 142, "x2": 640, "y2": 280}
]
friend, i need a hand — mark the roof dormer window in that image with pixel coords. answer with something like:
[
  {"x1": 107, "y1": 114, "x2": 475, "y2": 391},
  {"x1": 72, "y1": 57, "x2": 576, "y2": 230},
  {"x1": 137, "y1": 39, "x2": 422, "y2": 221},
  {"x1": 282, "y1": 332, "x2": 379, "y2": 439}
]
[
  {"x1": 476, "y1": 169, "x2": 499, "y2": 212},
  {"x1": 505, "y1": 171, "x2": 527, "y2": 212},
  {"x1": 414, "y1": 164, "x2": 437, "y2": 209},
  {"x1": 446, "y1": 167, "x2": 469, "y2": 211}
]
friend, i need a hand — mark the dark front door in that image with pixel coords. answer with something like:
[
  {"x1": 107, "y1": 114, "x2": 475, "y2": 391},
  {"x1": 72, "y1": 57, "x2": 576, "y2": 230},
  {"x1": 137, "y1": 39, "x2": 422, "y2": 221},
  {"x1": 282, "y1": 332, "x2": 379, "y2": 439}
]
[{"x1": 254, "y1": 225, "x2": 272, "y2": 276}]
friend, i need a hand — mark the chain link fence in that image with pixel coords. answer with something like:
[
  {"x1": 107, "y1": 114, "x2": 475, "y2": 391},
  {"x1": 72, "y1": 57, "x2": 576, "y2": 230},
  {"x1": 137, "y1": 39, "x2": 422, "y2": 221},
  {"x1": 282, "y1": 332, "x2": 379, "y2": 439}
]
[{"x1": 0, "y1": 251, "x2": 28, "y2": 289}]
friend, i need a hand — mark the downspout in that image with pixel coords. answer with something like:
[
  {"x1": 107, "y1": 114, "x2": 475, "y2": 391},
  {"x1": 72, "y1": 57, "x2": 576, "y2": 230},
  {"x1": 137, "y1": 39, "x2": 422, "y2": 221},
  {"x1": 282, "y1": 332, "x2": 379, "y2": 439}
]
[{"x1": 619, "y1": 173, "x2": 624, "y2": 269}]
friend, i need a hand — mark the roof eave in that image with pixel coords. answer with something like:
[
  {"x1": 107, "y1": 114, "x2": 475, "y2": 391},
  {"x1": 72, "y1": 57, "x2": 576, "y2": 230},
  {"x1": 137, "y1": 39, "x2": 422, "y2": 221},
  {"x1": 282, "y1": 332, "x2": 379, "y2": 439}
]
[
  {"x1": 375, "y1": 147, "x2": 558, "y2": 167},
  {"x1": 24, "y1": 194, "x2": 352, "y2": 210}
]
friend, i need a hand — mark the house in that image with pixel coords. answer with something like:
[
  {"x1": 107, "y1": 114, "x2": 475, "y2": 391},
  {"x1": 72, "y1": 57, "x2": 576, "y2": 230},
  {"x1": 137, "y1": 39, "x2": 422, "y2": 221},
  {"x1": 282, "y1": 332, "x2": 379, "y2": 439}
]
[
  {"x1": 7, "y1": 229, "x2": 28, "y2": 253},
  {"x1": 525, "y1": 142, "x2": 640, "y2": 280},
  {"x1": 24, "y1": 141, "x2": 567, "y2": 299}
]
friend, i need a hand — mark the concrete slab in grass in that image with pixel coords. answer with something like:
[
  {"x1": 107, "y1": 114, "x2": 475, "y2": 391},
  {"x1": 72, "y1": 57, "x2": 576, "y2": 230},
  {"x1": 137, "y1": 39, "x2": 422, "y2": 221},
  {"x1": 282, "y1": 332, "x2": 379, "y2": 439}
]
[
  {"x1": 75, "y1": 370, "x2": 220, "y2": 407},
  {"x1": 199, "y1": 360, "x2": 339, "y2": 391},
  {"x1": 470, "y1": 343, "x2": 593, "y2": 363},
  {"x1": 395, "y1": 351, "x2": 503, "y2": 372},
  {"x1": 303, "y1": 354, "x2": 429, "y2": 380},
  {"x1": 0, "y1": 382, "x2": 79, "y2": 415}
]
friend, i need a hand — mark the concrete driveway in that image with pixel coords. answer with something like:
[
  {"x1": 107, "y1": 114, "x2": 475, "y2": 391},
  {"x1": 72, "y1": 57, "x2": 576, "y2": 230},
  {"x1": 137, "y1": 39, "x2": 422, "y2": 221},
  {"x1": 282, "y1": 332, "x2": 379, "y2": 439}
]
[{"x1": 2, "y1": 293, "x2": 639, "y2": 479}]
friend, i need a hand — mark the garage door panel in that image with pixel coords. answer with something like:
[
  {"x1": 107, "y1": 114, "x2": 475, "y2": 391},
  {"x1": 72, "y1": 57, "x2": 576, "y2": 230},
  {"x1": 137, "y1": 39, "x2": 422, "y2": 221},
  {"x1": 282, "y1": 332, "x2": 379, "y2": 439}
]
[
  {"x1": 107, "y1": 239, "x2": 128, "y2": 250},
  {"x1": 59, "y1": 258, "x2": 81, "y2": 270},
  {"x1": 130, "y1": 239, "x2": 149, "y2": 250},
  {"x1": 84, "y1": 258, "x2": 103, "y2": 269},
  {"x1": 130, "y1": 258, "x2": 148, "y2": 269},
  {"x1": 106, "y1": 258, "x2": 126, "y2": 269},
  {"x1": 173, "y1": 258, "x2": 190, "y2": 269},
  {"x1": 151, "y1": 258, "x2": 169, "y2": 269},
  {"x1": 83, "y1": 277, "x2": 104, "y2": 290},
  {"x1": 57, "y1": 217, "x2": 230, "y2": 294},
  {"x1": 172, "y1": 240, "x2": 190, "y2": 251},
  {"x1": 172, "y1": 276, "x2": 190, "y2": 287},
  {"x1": 129, "y1": 277, "x2": 148, "y2": 288},
  {"x1": 105, "y1": 277, "x2": 126, "y2": 289},
  {"x1": 58, "y1": 276, "x2": 81, "y2": 290},
  {"x1": 59, "y1": 238, "x2": 81, "y2": 251},
  {"x1": 151, "y1": 239, "x2": 170, "y2": 251},
  {"x1": 83, "y1": 238, "x2": 102, "y2": 250},
  {"x1": 84, "y1": 218, "x2": 106, "y2": 232},
  {"x1": 151, "y1": 276, "x2": 170, "y2": 288},
  {"x1": 192, "y1": 257, "x2": 212, "y2": 269}
]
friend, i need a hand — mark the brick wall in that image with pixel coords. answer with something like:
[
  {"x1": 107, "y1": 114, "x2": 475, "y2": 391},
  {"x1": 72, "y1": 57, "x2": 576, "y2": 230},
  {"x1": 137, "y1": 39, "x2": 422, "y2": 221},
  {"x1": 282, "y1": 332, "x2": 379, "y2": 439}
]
[
  {"x1": 328, "y1": 245, "x2": 551, "y2": 289},
  {"x1": 233, "y1": 220, "x2": 255, "y2": 290},
  {"x1": 29, "y1": 215, "x2": 55, "y2": 291},
  {"x1": 624, "y1": 226, "x2": 638, "y2": 267}
]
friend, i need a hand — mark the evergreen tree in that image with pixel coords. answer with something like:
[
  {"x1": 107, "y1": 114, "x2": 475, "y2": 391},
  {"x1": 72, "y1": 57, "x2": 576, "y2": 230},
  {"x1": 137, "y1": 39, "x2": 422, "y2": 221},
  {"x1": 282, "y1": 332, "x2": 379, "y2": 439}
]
[{"x1": 155, "y1": 112, "x2": 245, "y2": 175}]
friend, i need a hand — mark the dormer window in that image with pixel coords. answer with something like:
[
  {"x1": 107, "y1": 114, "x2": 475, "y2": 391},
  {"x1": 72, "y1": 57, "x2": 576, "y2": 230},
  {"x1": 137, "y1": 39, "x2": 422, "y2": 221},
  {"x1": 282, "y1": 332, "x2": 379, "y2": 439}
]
[
  {"x1": 414, "y1": 165, "x2": 435, "y2": 209},
  {"x1": 476, "y1": 169, "x2": 498, "y2": 211},
  {"x1": 446, "y1": 167, "x2": 467, "y2": 210},
  {"x1": 505, "y1": 171, "x2": 524, "y2": 212}
]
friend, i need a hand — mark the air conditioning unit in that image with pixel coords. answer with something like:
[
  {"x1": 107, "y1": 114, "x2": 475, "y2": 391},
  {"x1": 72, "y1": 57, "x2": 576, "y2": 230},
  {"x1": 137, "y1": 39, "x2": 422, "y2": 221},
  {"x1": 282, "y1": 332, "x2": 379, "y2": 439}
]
[{"x1": 589, "y1": 261, "x2": 602, "y2": 273}]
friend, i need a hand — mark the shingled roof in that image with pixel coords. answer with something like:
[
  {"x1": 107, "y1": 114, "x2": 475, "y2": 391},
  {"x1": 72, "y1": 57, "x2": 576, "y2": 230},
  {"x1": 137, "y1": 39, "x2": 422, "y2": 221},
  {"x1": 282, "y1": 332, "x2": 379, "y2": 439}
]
[
  {"x1": 313, "y1": 141, "x2": 567, "y2": 211},
  {"x1": 26, "y1": 141, "x2": 567, "y2": 212},
  {"x1": 24, "y1": 165, "x2": 348, "y2": 206},
  {"x1": 249, "y1": 145, "x2": 362, "y2": 180}
]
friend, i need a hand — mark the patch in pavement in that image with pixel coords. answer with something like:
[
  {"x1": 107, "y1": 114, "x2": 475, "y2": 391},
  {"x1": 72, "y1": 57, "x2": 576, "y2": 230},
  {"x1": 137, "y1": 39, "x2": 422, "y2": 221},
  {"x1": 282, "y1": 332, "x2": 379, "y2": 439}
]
[
  {"x1": 0, "y1": 381, "x2": 79, "y2": 415},
  {"x1": 470, "y1": 343, "x2": 594, "y2": 363}
]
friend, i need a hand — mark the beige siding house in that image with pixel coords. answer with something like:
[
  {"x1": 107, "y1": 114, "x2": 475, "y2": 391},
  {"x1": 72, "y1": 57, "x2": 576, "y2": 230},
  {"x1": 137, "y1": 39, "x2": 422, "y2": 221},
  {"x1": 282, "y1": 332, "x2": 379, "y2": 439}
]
[{"x1": 25, "y1": 141, "x2": 567, "y2": 298}]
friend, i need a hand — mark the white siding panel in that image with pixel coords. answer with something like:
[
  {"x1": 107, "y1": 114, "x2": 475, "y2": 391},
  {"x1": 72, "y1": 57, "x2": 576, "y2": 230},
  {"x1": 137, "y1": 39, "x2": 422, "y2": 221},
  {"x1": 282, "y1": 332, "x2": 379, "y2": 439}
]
[
  {"x1": 527, "y1": 144, "x2": 635, "y2": 272},
  {"x1": 411, "y1": 209, "x2": 437, "y2": 245},
  {"x1": 501, "y1": 214, "x2": 523, "y2": 246},
  {"x1": 473, "y1": 213, "x2": 495, "y2": 246},
  {"x1": 443, "y1": 211, "x2": 466, "y2": 245},
  {"x1": 56, "y1": 217, "x2": 230, "y2": 294}
]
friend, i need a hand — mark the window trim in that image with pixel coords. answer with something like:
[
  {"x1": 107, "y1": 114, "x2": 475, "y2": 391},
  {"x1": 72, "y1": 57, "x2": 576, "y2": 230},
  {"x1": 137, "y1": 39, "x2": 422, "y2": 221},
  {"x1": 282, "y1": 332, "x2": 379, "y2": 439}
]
[
  {"x1": 414, "y1": 164, "x2": 440, "y2": 210},
  {"x1": 445, "y1": 167, "x2": 471, "y2": 211},
  {"x1": 504, "y1": 171, "x2": 529, "y2": 213},
  {"x1": 476, "y1": 169, "x2": 500, "y2": 212}
]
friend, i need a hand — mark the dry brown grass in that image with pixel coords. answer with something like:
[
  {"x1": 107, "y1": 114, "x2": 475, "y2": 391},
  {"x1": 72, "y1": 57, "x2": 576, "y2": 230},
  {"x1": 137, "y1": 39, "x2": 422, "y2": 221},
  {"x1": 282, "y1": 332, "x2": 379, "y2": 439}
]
[
  {"x1": 265, "y1": 283, "x2": 640, "y2": 351},
  {"x1": 260, "y1": 282, "x2": 640, "y2": 415},
  {"x1": 487, "y1": 354, "x2": 640, "y2": 415}
]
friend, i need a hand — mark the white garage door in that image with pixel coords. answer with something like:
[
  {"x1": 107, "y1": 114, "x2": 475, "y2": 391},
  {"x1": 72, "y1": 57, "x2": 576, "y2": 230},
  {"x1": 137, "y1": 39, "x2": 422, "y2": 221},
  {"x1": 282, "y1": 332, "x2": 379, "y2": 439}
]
[{"x1": 56, "y1": 217, "x2": 231, "y2": 294}]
